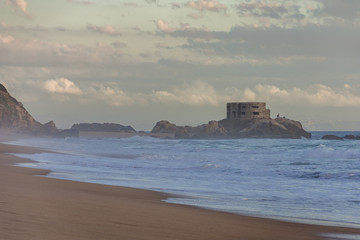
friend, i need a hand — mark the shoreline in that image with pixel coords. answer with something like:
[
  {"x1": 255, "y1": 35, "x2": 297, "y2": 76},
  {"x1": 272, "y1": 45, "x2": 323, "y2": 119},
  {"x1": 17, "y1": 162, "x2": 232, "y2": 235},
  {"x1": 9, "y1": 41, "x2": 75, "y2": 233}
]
[{"x1": 1, "y1": 142, "x2": 360, "y2": 239}]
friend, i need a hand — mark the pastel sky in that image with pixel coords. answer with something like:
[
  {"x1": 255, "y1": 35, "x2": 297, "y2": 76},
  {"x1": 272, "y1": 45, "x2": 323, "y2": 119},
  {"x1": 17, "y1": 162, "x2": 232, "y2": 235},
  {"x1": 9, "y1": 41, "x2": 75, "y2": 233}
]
[{"x1": 1, "y1": 0, "x2": 360, "y2": 130}]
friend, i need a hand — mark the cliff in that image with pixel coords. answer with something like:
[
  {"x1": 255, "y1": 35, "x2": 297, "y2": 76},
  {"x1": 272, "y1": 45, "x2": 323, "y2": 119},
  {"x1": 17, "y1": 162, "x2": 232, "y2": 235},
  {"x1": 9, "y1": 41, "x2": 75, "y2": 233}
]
[
  {"x1": 0, "y1": 83, "x2": 77, "y2": 137},
  {"x1": 71, "y1": 123, "x2": 136, "y2": 133},
  {"x1": 0, "y1": 84, "x2": 42, "y2": 131},
  {"x1": 151, "y1": 117, "x2": 311, "y2": 139}
]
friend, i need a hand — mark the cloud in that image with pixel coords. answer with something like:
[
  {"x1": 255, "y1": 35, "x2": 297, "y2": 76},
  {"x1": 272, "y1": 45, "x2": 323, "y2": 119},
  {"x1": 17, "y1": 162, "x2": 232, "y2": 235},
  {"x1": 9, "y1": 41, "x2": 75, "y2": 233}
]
[
  {"x1": 172, "y1": 3, "x2": 181, "y2": 9},
  {"x1": 111, "y1": 41, "x2": 127, "y2": 48},
  {"x1": 6, "y1": 0, "x2": 31, "y2": 17},
  {"x1": 0, "y1": 35, "x2": 15, "y2": 44},
  {"x1": 0, "y1": 35, "x2": 125, "y2": 67},
  {"x1": 234, "y1": 1, "x2": 326, "y2": 29},
  {"x1": 156, "y1": 20, "x2": 175, "y2": 33},
  {"x1": 188, "y1": 13, "x2": 202, "y2": 20},
  {"x1": 242, "y1": 88, "x2": 257, "y2": 101},
  {"x1": 153, "y1": 81, "x2": 219, "y2": 106},
  {"x1": 176, "y1": 24, "x2": 360, "y2": 63},
  {"x1": 44, "y1": 78, "x2": 82, "y2": 95},
  {"x1": 68, "y1": 0, "x2": 94, "y2": 5},
  {"x1": 40, "y1": 79, "x2": 360, "y2": 109},
  {"x1": 0, "y1": 21, "x2": 9, "y2": 29},
  {"x1": 155, "y1": 20, "x2": 212, "y2": 39},
  {"x1": 237, "y1": 1, "x2": 296, "y2": 19},
  {"x1": 186, "y1": 0, "x2": 227, "y2": 12},
  {"x1": 242, "y1": 84, "x2": 360, "y2": 107},
  {"x1": 316, "y1": 0, "x2": 360, "y2": 20},
  {"x1": 88, "y1": 84, "x2": 136, "y2": 106},
  {"x1": 75, "y1": 81, "x2": 220, "y2": 107},
  {"x1": 123, "y1": 2, "x2": 139, "y2": 7},
  {"x1": 234, "y1": 0, "x2": 360, "y2": 28},
  {"x1": 86, "y1": 24, "x2": 122, "y2": 37},
  {"x1": 144, "y1": 0, "x2": 157, "y2": 4}
]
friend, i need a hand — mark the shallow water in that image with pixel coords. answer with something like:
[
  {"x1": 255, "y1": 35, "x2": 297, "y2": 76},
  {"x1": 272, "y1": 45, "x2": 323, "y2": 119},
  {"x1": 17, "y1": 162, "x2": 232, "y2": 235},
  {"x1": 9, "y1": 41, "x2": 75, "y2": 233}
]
[{"x1": 9, "y1": 131, "x2": 360, "y2": 228}]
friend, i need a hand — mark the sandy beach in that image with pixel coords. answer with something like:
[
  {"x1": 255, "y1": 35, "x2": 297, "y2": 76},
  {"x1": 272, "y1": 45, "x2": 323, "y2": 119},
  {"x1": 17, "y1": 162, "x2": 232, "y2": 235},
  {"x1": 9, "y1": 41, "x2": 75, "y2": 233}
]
[{"x1": 1, "y1": 141, "x2": 360, "y2": 240}]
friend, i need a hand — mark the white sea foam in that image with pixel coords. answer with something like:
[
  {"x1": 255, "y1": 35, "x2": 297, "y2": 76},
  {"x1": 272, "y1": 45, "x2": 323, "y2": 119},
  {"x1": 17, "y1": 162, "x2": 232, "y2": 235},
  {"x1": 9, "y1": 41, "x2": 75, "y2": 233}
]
[{"x1": 9, "y1": 132, "x2": 360, "y2": 228}]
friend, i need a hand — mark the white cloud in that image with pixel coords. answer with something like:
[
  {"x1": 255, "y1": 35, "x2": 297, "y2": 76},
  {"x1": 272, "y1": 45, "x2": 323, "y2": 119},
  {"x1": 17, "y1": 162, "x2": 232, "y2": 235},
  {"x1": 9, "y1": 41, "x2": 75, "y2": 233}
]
[
  {"x1": 242, "y1": 88, "x2": 257, "y2": 101},
  {"x1": 156, "y1": 20, "x2": 175, "y2": 33},
  {"x1": 255, "y1": 84, "x2": 289, "y2": 97},
  {"x1": 6, "y1": 0, "x2": 30, "y2": 17},
  {"x1": 153, "y1": 81, "x2": 219, "y2": 106},
  {"x1": 246, "y1": 84, "x2": 360, "y2": 107},
  {"x1": 186, "y1": 0, "x2": 227, "y2": 12},
  {"x1": 82, "y1": 81, "x2": 220, "y2": 107},
  {"x1": 0, "y1": 35, "x2": 15, "y2": 44},
  {"x1": 301, "y1": 84, "x2": 360, "y2": 107},
  {"x1": 41, "y1": 80, "x2": 360, "y2": 109},
  {"x1": 89, "y1": 85, "x2": 136, "y2": 106},
  {"x1": 86, "y1": 24, "x2": 122, "y2": 37},
  {"x1": 44, "y1": 78, "x2": 82, "y2": 95},
  {"x1": 155, "y1": 20, "x2": 210, "y2": 39}
]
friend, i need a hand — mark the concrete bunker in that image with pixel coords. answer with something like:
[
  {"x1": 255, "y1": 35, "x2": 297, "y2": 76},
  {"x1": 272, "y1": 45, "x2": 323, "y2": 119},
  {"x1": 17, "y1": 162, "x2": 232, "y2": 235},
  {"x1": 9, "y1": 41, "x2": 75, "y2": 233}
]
[{"x1": 226, "y1": 102, "x2": 270, "y2": 119}]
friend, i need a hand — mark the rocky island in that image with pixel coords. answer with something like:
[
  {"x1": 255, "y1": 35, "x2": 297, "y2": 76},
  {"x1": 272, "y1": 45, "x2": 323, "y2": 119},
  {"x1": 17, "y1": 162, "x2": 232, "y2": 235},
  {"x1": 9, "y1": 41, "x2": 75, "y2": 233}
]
[
  {"x1": 151, "y1": 102, "x2": 311, "y2": 139},
  {"x1": 71, "y1": 123, "x2": 136, "y2": 133}
]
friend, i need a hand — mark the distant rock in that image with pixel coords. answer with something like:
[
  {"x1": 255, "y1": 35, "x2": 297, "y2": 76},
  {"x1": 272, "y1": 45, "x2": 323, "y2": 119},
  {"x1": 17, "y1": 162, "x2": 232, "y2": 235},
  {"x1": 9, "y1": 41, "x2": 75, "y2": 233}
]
[
  {"x1": 343, "y1": 135, "x2": 360, "y2": 140},
  {"x1": 322, "y1": 134, "x2": 360, "y2": 140},
  {"x1": 71, "y1": 123, "x2": 136, "y2": 133},
  {"x1": 55, "y1": 129, "x2": 79, "y2": 138},
  {"x1": 35, "y1": 120, "x2": 59, "y2": 136},
  {"x1": 321, "y1": 135, "x2": 344, "y2": 140},
  {"x1": 151, "y1": 120, "x2": 177, "y2": 134},
  {"x1": 151, "y1": 117, "x2": 311, "y2": 139}
]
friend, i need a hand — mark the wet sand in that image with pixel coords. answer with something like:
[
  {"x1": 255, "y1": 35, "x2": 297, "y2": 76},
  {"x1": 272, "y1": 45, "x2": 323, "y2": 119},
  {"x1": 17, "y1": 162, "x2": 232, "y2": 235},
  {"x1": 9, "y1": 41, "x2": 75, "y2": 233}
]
[{"x1": 1, "y1": 141, "x2": 360, "y2": 240}]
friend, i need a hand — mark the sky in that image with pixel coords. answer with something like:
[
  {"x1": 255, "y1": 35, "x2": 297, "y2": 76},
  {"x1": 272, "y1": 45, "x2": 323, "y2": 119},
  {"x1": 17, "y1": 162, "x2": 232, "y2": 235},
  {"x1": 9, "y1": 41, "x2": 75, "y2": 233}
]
[{"x1": 1, "y1": 0, "x2": 360, "y2": 131}]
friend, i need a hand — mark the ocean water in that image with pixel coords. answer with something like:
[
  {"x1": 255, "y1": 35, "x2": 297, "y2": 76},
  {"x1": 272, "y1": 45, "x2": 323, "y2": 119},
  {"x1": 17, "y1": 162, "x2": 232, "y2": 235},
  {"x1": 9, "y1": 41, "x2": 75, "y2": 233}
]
[{"x1": 8, "y1": 132, "x2": 360, "y2": 228}]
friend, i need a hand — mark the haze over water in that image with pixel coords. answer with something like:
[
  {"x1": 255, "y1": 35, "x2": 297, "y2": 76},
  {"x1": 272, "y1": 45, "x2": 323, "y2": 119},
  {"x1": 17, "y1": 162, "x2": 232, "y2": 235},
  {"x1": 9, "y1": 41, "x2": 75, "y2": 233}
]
[{"x1": 11, "y1": 132, "x2": 360, "y2": 228}]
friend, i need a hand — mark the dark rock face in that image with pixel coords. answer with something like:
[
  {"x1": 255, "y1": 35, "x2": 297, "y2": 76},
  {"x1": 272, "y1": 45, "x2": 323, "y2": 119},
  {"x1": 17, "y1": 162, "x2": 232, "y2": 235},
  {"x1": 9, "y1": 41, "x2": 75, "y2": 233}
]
[
  {"x1": 0, "y1": 84, "x2": 42, "y2": 131},
  {"x1": 151, "y1": 117, "x2": 312, "y2": 139},
  {"x1": 71, "y1": 123, "x2": 136, "y2": 133},
  {"x1": 0, "y1": 83, "x2": 76, "y2": 137},
  {"x1": 55, "y1": 129, "x2": 79, "y2": 138},
  {"x1": 344, "y1": 135, "x2": 360, "y2": 140},
  {"x1": 35, "y1": 120, "x2": 59, "y2": 136},
  {"x1": 149, "y1": 120, "x2": 177, "y2": 134},
  {"x1": 322, "y1": 134, "x2": 360, "y2": 140},
  {"x1": 0, "y1": 84, "x2": 8, "y2": 93},
  {"x1": 322, "y1": 135, "x2": 344, "y2": 140}
]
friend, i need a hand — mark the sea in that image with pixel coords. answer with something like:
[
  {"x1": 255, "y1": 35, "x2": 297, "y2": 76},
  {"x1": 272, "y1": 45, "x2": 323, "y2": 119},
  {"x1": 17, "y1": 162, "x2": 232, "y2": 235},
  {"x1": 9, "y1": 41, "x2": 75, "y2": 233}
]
[{"x1": 7, "y1": 131, "x2": 360, "y2": 229}]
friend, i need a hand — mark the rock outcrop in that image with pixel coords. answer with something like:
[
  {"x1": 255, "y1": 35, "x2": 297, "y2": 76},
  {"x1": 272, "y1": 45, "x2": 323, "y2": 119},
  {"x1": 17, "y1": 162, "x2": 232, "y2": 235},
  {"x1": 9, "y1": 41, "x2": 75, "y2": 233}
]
[
  {"x1": 344, "y1": 135, "x2": 360, "y2": 140},
  {"x1": 151, "y1": 117, "x2": 311, "y2": 139},
  {"x1": 0, "y1": 83, "x2": 77, "y2": 137},
  {"x1": 321, "y1": 135, "x2": 344, "y2": 140},
  {"x1": 322, "y1": 134, "x2": 360, "y2": 140},
  {"x1": 71, "y1": 123, "x2": 136, "y2": 133},
  {"x1": 0, "y1": 84, "x2": 42, "y2": 131}
]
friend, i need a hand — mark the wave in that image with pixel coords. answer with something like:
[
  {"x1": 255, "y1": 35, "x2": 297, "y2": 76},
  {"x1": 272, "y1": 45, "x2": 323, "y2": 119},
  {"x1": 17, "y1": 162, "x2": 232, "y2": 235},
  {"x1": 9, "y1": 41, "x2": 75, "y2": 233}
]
[
  {"x1": 294, "y1": 171, "x2": 360, "y2": 180},
  {"x1": 303, "y1": 144, "x2": 360, "y2": 160}
]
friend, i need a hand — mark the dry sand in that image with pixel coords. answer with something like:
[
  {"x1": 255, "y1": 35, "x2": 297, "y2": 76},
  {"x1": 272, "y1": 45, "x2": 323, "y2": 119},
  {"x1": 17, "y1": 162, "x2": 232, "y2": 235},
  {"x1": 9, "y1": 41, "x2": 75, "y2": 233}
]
[{"x1": 1, "y1": 141, "x2": 360, "y2": 240}]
